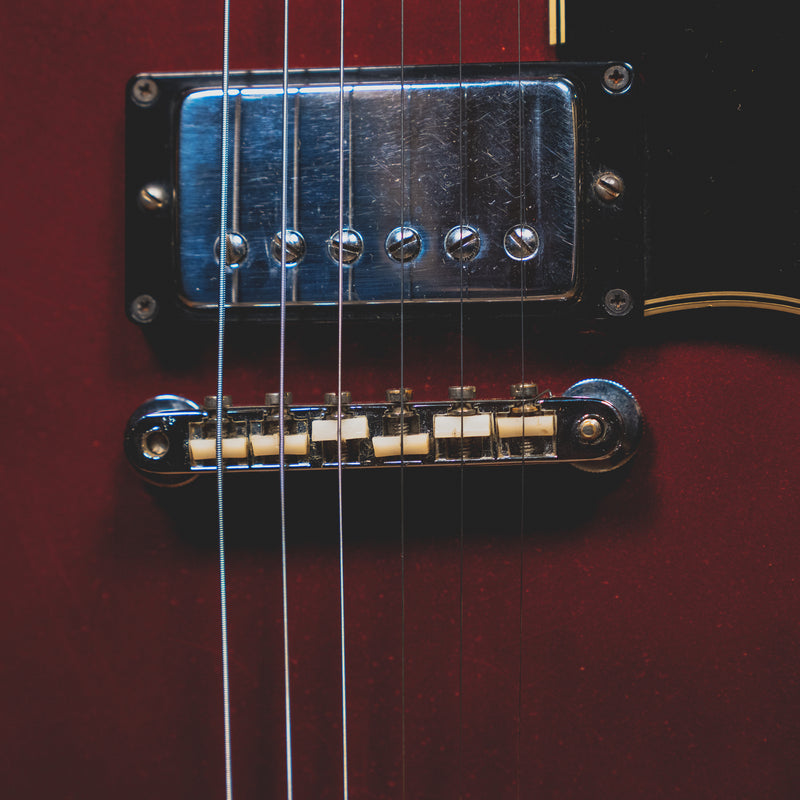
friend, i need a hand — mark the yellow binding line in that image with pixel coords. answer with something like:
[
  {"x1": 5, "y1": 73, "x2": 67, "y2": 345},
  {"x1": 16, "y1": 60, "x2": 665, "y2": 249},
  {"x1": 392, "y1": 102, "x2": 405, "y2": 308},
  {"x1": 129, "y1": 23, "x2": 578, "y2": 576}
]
[{"x1": 643, "y1": 291, "x2": 800, "y2": 318}]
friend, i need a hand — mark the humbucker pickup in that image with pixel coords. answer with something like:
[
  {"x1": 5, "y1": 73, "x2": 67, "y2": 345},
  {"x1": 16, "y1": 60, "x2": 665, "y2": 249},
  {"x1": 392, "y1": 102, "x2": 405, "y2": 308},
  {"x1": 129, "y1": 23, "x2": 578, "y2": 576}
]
[
  {"x1": 124, "y1": 379, "x2": 643, "y2": 485},
  {"x1": 126, "y1": 63, "x2": 644, "y2": 326}
]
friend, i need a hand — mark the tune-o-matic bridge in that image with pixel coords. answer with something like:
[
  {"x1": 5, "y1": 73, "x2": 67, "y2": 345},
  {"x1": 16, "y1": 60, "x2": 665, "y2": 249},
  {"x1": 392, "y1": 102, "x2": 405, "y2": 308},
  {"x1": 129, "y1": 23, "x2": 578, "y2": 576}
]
[
  {"x1": 124, "y1": 379, "x2": 643, "y2": 485},
  {"x1": 126, "y1": 63, "x2": 644, "y2": 326}
]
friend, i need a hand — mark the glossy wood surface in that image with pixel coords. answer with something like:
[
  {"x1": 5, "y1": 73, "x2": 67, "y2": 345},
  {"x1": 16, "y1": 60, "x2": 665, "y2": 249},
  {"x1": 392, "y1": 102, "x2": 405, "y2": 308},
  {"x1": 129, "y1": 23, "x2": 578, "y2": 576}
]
[{"x1": 3, "y1": 1, "x2": 800, "y2": 797}]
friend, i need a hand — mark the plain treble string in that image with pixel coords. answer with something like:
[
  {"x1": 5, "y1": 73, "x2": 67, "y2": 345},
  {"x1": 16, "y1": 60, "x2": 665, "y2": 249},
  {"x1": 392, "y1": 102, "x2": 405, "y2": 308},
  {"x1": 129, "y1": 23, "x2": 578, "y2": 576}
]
[
  {"x1": 215, "y1": 0, "x2": 233, "y2": 798},
  {"x1": 278, "y1": 0, "x2": 295, "y2": 794}
]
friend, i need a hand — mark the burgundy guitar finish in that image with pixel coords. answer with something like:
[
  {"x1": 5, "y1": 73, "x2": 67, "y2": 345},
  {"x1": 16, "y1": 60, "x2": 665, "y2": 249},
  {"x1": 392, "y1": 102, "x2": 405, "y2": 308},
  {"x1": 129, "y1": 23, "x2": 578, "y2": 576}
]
[{"x1": 4, "y1": 1, "x2": 800, "y2": 798}]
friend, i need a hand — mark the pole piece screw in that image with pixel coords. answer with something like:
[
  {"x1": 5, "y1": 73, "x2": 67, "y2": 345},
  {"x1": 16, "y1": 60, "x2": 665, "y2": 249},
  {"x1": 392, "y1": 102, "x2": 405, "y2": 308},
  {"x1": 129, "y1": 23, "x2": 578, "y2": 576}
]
[
  {"x1": 385, "y1": 227, "x2": 422, "y2": 263},
  {"x1": 503, "y1": 224, "x2": 539, "y2": 261},
  {"x1": 444, "y1": 225, "x2": 481, "y2": 262},
  {"x1": 271, "y1": 230, "x2": 306, "y2": 266},
  {"x1": 328, "y1": 229, "x2": 363, "y2": 264},
  {"x1": 214, "y1": 232, "x2": 249, "y2": 266}
]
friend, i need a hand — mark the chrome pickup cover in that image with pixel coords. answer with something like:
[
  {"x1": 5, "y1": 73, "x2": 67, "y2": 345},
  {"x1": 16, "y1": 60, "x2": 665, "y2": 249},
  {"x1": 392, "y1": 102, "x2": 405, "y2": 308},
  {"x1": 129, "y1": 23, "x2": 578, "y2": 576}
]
[
  {"x1": 126, "y1": 64, "x2": 644, "y2": 324},
  {"x1": 179, "y1": 78, "x2": 576, "y2": 307}
]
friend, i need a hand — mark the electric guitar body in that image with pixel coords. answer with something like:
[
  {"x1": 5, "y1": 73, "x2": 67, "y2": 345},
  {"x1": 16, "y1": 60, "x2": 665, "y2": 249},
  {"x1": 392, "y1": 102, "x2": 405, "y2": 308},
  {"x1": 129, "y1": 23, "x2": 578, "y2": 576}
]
[{"x1": 4, "y1": 0, "x2": 799, "y2": 798}]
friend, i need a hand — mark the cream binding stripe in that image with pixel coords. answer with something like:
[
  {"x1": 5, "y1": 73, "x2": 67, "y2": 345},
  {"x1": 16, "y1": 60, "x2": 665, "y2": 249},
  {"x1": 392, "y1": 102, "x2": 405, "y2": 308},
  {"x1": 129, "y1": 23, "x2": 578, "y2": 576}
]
[{"x1": 644, "y1": 291, "x2": 800, "y2": 317}]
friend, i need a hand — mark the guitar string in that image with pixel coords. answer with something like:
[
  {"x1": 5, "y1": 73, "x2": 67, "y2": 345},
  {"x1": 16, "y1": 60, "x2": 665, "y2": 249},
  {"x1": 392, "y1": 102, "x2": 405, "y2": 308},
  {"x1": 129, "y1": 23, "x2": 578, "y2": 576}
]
[
  {"x1": 337, "y1": 0, "x2": 350, "y2": 794},
  {"x1": 399, "y1": 0, "x2": 408, "y2": 796},
  {"x1": 278, "y1": 0, "x2": 295, "y2": 792},
  {"x1": 457, "y1": 1, "x2": 465, "y2": 798},
  {"x1": 515, "y1": 0, "x2": 526, "y2": 797},
  {"x1": 215, "y1": 0, "x2": 234, "y2": 797}
]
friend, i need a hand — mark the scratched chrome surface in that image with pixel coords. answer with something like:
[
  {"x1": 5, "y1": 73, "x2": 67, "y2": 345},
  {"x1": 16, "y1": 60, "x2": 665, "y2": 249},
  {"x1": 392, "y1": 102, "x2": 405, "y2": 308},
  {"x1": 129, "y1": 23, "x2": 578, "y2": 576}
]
[{"x1": 178, "y1": 77, "x2": 577, "y2": 307}]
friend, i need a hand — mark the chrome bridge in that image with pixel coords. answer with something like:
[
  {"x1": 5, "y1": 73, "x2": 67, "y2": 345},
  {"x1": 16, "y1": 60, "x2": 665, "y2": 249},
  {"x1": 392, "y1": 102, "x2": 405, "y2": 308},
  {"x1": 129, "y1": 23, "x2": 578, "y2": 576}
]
[
  {"x1": 124, "y1": 379, "x2": 643, "y2": 485},
  {"x1": 126, "y1": 63, "x2": 643, "y2": 325}
]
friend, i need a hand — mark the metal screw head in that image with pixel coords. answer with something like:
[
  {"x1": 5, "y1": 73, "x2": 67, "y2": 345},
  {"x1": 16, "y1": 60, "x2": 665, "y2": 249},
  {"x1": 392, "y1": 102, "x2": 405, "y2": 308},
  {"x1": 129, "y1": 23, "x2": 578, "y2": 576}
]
[
  {"x1": 448, "y1": 385, "x2": 476, "y2": 401},
  {"x1": 131, "y1": 77, "x2": 159, "y2": 107},
  {"x1": 503, "y1": 224, "x2": 539, "y2": 261},
  {"x1": 577, "y1": 415, "x2": 604, "y2": 443},
  {"x1": 385, "y1": 227, "x2": 422, "y2": 263},
  {"x1": 130, "y1": 293, "x2": 158, "y2": 324},
  {"x1": 324, "y1": 391, "x2": 352, "y2": 405},
  {"x1": 271, "y1": 230, "x2": 306, "y2": 266},
  {"x1": 203, "y1": 395, "x2": 232, "y2": 411},
  {"x1": 603, "y1": 288, "x2": 633, "y2": 317},
  {"x1": 594, "y1": 172, "x2": 624, "y2": 203},
  {"x1": 328, "y1": 229, "x2": 363, "y2": 264},
  {"x1": 444, "y1": 225, "x2": 481, "y2": 262},
  {"x1": 141, "y1": 428, "x2": 170, "y2": 460},
  {"x1": 602, "y1": 64, "x2": 632, "y2": 94},
  {"x1": 214, "y1": 231, "x2": 249, "y2": 266},
  {"x1": 386, "y1": 387, "x2": 413, "y2": 403},
  {"x1": 511, "y1": 382, "x2": 539, "y2": 399},
  {"x1": 137, "y1": 183, "x2": 169, "y2": 212},
  {"x1": 265, "y1": 392, "x2": 293, "y2": 407}
]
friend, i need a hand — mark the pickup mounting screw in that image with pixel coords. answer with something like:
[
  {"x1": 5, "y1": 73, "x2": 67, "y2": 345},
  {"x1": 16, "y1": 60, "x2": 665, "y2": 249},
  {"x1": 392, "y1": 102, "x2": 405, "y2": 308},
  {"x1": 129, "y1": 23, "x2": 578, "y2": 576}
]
[
  {"x1": 385, "y1": 227, "x2": 422, "y2": 263},
  {"x1": 131, "y1": 77, "x2": 159, "y2": 106},
  {"x1": 504, "y1": 224, "x2": 539, "y2": 261},
  {"x1": 271, "y1": 230, "x2": 306, "y2": 266},
  {"x1": 602, "y1": 64, "x2": 631, "y2": 93},
  {"x1": 594, "y1": 172, "x2": 624, "y2": 202},
  {"x1": 328, "y1": 229, "x2": 363, "y2": 265},
  {"x1": 445, "y1": 225, "x2": 481, "y2": 262},
  {"x1": 604, "y1": 288, "x2": 633, "y2": 317},
  {"x1": 130, "y1": 294, "x2": 158, "y2": 324},
  {"x1": 138, "y1": 183, "x2": 169, "y2": 212}
]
